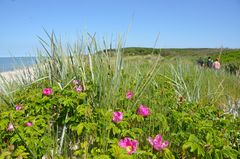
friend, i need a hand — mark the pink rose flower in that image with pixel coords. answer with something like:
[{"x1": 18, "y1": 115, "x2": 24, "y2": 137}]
[
  {"x1": 75, "y1": 85, "x2": 83, "y2": 93},
  {"x1": 43, "y1": 88, "x2": 53, "y2": 96},
  {"x1": 15, "y1": 104, "x2": 22, "y2": 110},
  {"x1": 126, "y1": 91, "x2": 134, "y2": 100},
  {"x1": 112, "y1": 111, "x2": 123, "y2": 123},
  {"x1": 7, "y1": 123, "x2": 14, "y2": 131},
  {"x1": 119, "y1": 137, "x2": 138, "y2": 155},
  {"x1": 25, "y1": 122, "x2": 33, "y2": 127},
  {"x1": 147, "y1": 134, "x2": 169, "y2": 151},
  {"x1": 72, "y1": 80, "x2": 80, "y2": 85},
  {"x1": 137, "y1": 104, "x2": 150, "y2": 117}
]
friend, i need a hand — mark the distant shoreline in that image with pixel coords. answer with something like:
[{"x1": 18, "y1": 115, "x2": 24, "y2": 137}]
[{"x1": 0, "y1": 56, "x2": 36, "y2": 73}]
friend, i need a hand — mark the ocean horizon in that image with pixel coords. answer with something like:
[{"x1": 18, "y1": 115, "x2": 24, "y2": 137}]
[{"x1": 0, "y1": 57, "x2": 36, "y2": 73}]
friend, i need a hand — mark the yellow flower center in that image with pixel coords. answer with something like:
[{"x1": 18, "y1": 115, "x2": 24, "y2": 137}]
[{"x1": 126, "y1": 146, "x2": 132, "y2": 153}]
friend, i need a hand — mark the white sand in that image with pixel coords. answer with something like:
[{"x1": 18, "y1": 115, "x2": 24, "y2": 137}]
[
  {"x1": 0, "y1": 67, "x2": 34, "y2": 82},
  {"x1": 1, "y1": 70, "x2": 19, "y2": 80}
]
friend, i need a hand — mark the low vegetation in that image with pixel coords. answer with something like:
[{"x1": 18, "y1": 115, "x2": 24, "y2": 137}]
[{"x1": 0, "y1": 34, "x2": 239, "y2": 158}]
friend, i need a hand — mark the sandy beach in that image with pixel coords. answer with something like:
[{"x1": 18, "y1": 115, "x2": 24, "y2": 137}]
[
  {"x1": 1, "y1": 70, "x2": 19, "y2": 80},
  {"x1": 0, "y1": 67, "x2": 34, "y2": 82}
]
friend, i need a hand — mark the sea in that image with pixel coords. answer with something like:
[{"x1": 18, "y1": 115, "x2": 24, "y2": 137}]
[{"x1": 0, "y1": 57, "x2": 36, "y2": 73}]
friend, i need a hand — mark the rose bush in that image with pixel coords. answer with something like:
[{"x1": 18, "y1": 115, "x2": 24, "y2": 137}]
[{"x1": 0, "y1": 78, "x2": 238, "y2": 159}]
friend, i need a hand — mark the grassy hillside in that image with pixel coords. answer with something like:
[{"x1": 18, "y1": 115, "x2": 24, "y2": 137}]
[
  {"x1": 103, "y1": 47, "x2": 240, "y2": 75},
  {"x1": 108, "y1": 47, "x2": 240, "y2": 75},
  {"x1": 211, "y1": 50, "x2": 240, "y2": 75},
  {"x1": 122, "y1": 47, "x2": 222, "y2": 57},
  {"x1": 103, "y1": 47, "x2": 239, "y2": 57},
  {"x1": 104, "y1": 47, "x2": 240, "y2": 62},
  {"x1": 219, "y1": 50, "x2": 240, "y2": 63}
]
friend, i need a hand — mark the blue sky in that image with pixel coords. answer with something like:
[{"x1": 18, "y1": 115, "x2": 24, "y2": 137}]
[{"x1": 0, "y1": 0, "x2": 240, "y2": 57}]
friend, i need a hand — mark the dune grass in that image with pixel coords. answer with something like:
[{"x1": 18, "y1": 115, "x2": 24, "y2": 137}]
[{"x1": 0, "y1": 33, "x2": 239, "y2": 158}]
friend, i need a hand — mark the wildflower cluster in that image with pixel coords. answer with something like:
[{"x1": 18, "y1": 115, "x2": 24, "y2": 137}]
[
  {"x1": 112, "y1": 90, "x2": 169, "y2": 155},
  {"x1": 72, "y1": 79, "x2": 83, "y2": 93},
  {"x1": 6, "y1": 103, "x2": 33, "y2": 132}
]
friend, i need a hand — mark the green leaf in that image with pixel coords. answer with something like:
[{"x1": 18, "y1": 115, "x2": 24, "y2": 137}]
[
  {"x1": 214, "y1": 149, "x2": 223, "y2": 159},
  {"x1": 74, "y1": 149, "x2": 83, "y2": 156},
  {"x1": 197, "y1": 145, "x2": 204, "y2": 157},
  {"x1": 77, "y1": 123, "x2": 85, "y2": 136},
  {"x1": 222, "y1": 146, "x2": 240, "y2": 159},
  {"x1": 163, "y1": 148, "x2": 175, "y2": 159},
  {"x1": 182, "y1": 142, "x2": 192, "y2": 150},
  {"x1": 93, "y1": 155, "x2": 111, "y2": 159},
  {"x1": 190, "y1": 143, "x2": 198, "y2": 152},
  {"x1": 188, "y1": 134, "x2": 200, "y2": 143},
  {"x1": 206, "y1": 132, "x2": 213, "y2": 144},
  {"x1": 0, "y1": 151, "x2": 11, "y2": 158}
]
